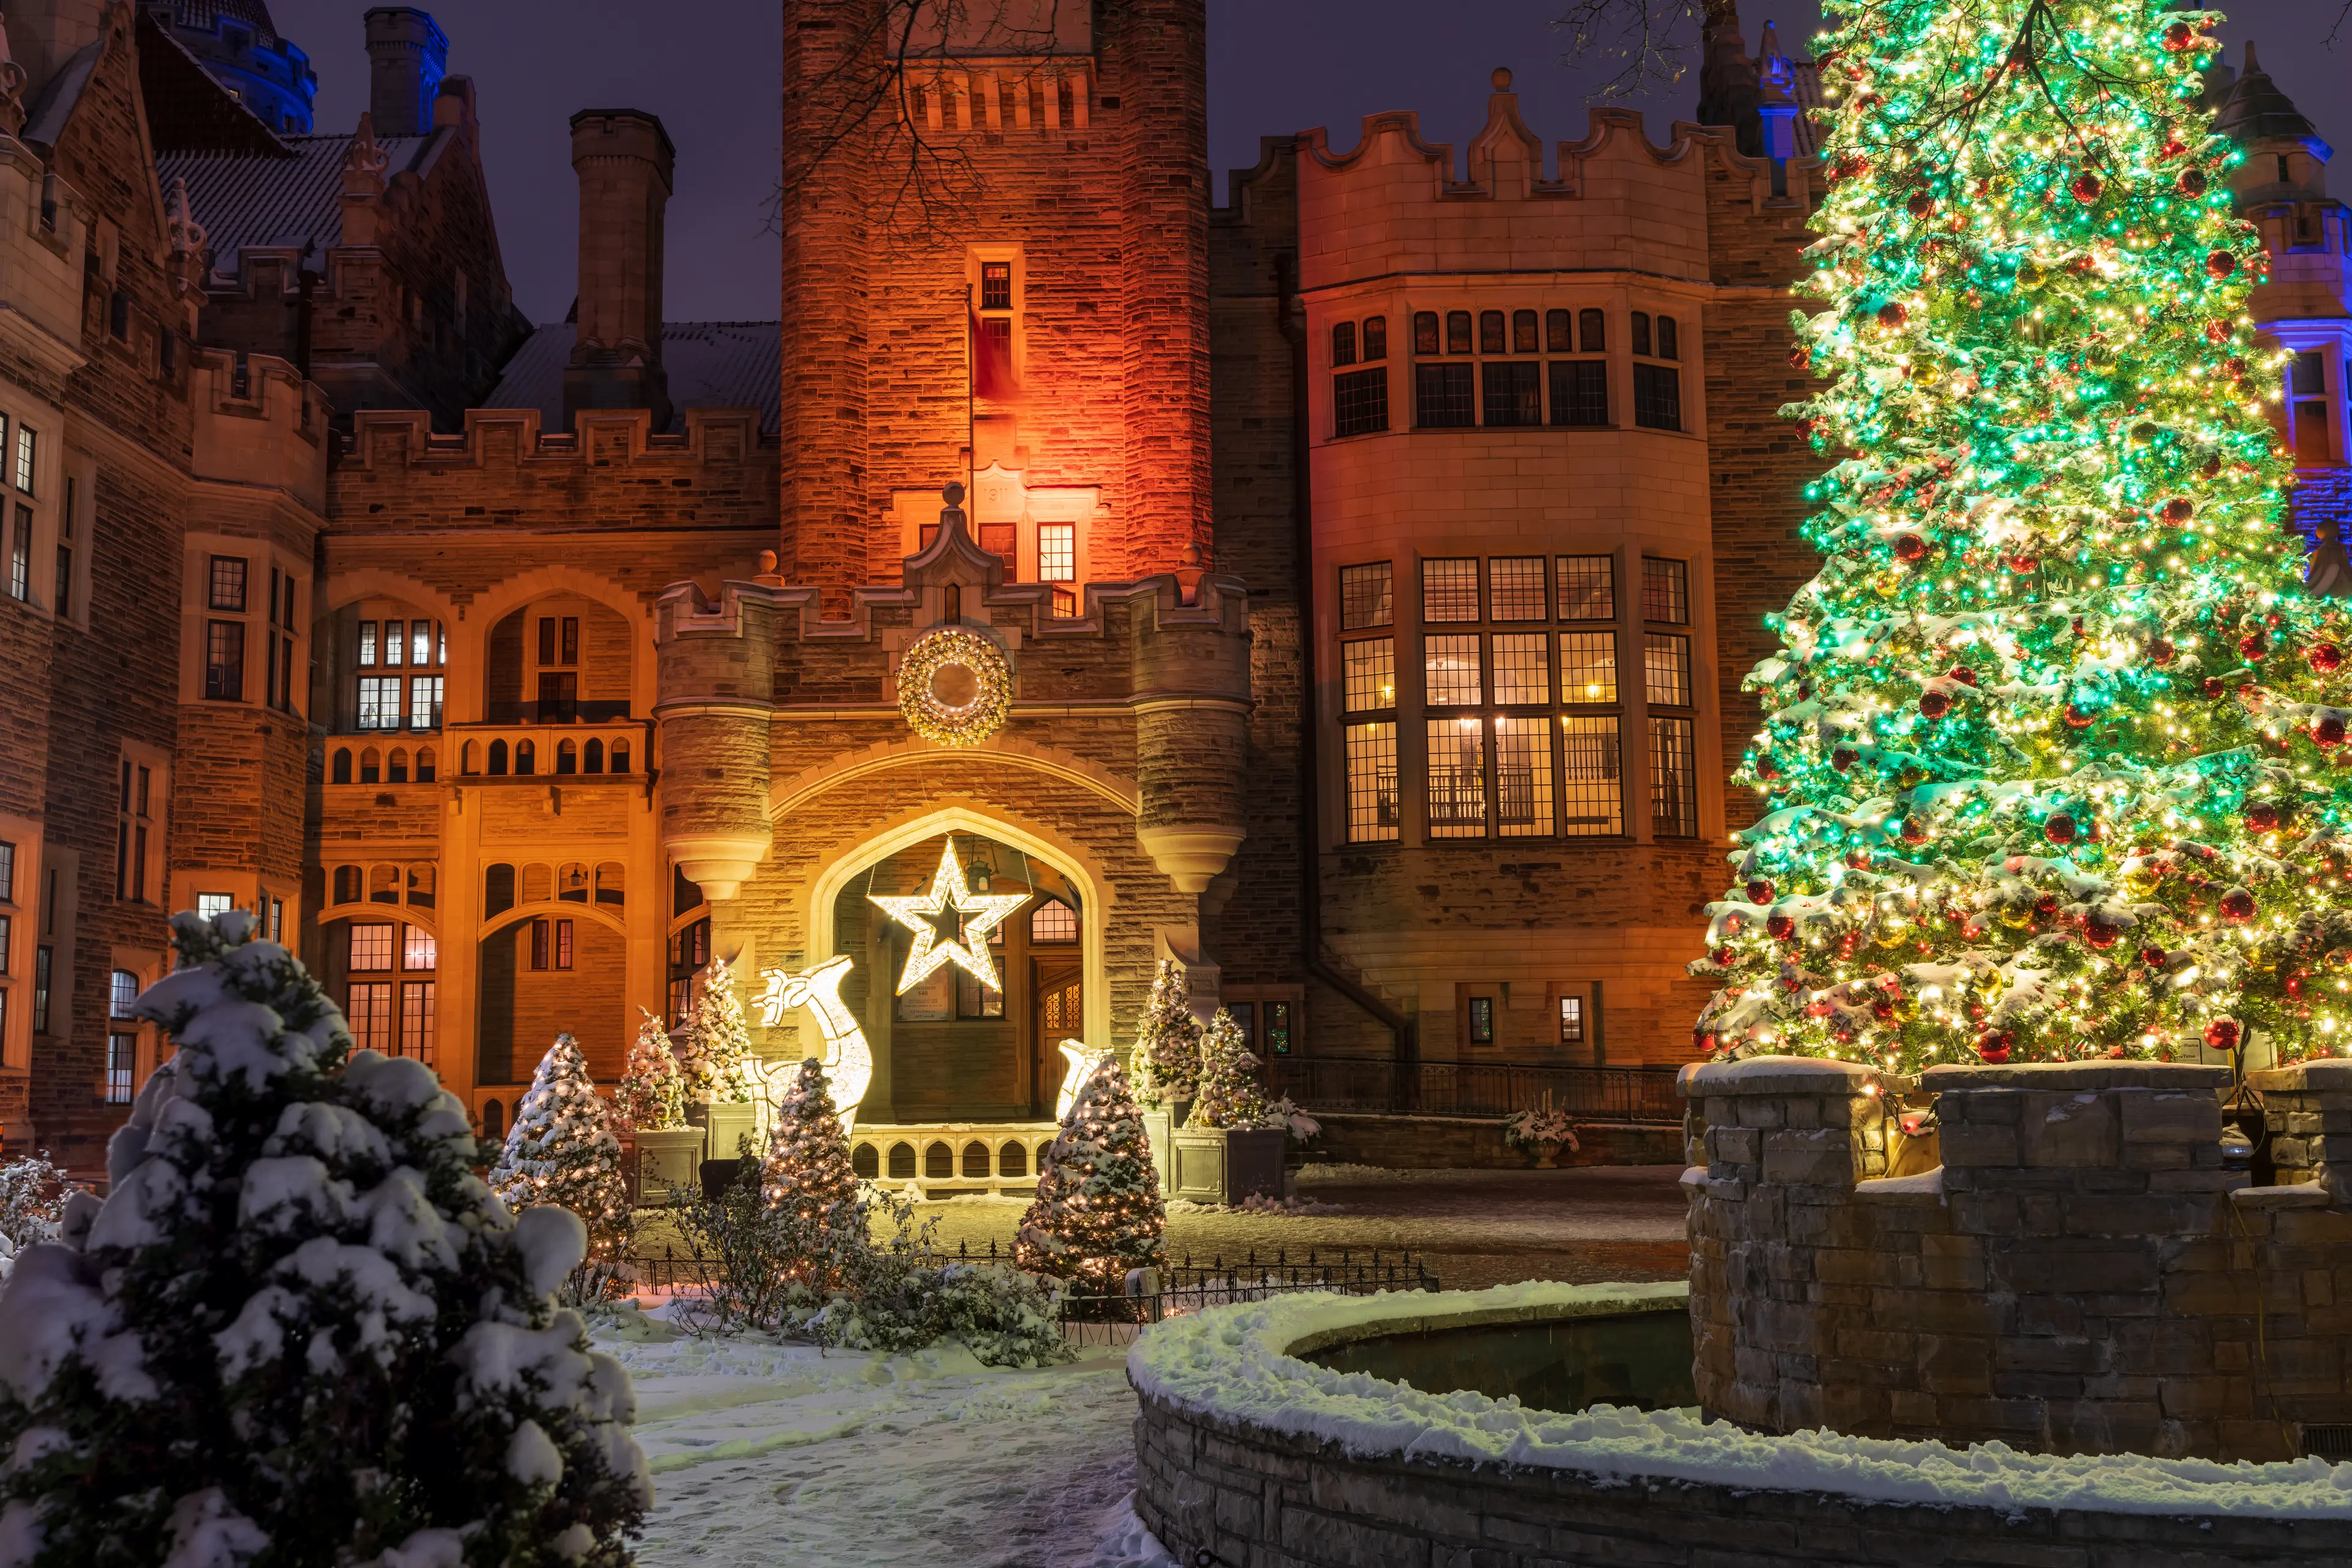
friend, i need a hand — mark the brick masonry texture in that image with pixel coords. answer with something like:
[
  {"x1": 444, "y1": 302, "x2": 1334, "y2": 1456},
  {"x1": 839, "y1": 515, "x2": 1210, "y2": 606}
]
[
  {"x1": 1687, "y1": 1062, "x2": 2352, "y2": 1463},
  {"x1": 1133, "y1": 1393, "x2": 2352, "y2": 1568}
]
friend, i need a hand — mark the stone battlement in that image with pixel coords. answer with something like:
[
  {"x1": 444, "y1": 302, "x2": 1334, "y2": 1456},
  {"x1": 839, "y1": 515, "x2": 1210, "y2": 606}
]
[{"x1": 1684, "y1": 1057, "x2": 2352, "y2": 1462}]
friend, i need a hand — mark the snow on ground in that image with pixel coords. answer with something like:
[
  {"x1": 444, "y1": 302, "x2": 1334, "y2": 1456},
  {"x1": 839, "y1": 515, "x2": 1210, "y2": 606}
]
[
  {"x1": 1133, "y1": 1281, "x2": 2352, "y2": 1520},
  {"x1": 599, "y1": 1314, "x2": 1174, "y2": 1567}
]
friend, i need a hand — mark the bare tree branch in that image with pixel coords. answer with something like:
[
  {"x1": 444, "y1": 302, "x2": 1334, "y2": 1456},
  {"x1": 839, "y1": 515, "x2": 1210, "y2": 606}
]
[{"x1": 1551, "y1": 0, "x2": 1710, "y2": 99}]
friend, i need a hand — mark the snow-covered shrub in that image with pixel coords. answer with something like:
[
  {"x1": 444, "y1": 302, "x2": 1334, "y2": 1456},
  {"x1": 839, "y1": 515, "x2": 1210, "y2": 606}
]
[
  {"x1": 1017, "y1": 1056, "x2": 1165, "y2": 1296},
  {"x1": 1261, "y1": 1095, "x2": 1321, "y2": 1145},
  {"x1": 1129, "y1": 960, "x2": 1200, "y2": 1110},
  {"x1": 491, "y1": 1033, "x2": 636, "y2": 1302},
  {"x1": 669, "y1": 1149, "x2": 801, "y2": 1335},
  {"x1": 0, "y1": 1153, "x2": 74, "y2": 1279},
  {"x1": 1503, "y1": 1093, "x2": 1581, "y2": 1158},
  {"x1": 0, "y1": 909, "x2": 648, "y2": 1566},
  {"x1": 614, "y1": 1009, "x2": 686, "y2": 1134}
]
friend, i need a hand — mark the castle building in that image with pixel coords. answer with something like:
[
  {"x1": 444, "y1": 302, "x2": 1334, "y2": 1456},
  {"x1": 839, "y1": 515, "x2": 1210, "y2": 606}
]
[{"x1": 0, "y1": 0, "x2": 2342, "y2": 1173}]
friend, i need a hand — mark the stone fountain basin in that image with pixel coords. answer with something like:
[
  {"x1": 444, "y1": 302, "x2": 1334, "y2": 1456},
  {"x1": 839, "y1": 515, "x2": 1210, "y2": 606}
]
[{"x1": 1128, "y1": 1281, "x2": 2352, "y2": 1568}]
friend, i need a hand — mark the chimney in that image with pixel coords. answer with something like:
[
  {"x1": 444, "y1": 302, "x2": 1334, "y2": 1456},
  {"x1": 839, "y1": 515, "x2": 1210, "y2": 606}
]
[
  {"x1": 562, "y1": 108, "x2": 674, "y2": 433},
  {"x1": 363, "y1": 7, "x2": 447, "y2": 137}
]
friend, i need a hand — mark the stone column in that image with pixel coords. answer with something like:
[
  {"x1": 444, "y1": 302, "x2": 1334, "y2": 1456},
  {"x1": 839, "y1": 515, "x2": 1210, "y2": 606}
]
[
  {"x1": 2248, "y1": 1060, "x2": 2352, "y2": 1197},
  {"x1": 654, "y1": 587, "x2": 778, "y2": 900}
]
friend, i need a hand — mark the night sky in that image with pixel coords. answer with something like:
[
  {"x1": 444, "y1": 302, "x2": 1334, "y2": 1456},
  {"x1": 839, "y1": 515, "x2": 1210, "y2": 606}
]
[{"x1": 265, "y1": 0, "x2": 2352, "y2": 325}]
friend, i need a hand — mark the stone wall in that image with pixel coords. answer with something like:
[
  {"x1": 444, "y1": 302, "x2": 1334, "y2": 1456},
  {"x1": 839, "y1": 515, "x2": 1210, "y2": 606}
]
[
  {"x1": 1686, "y1": 1057, "x2": 2352, "y2": 1462},
  {"x1": 1305, "y1": 1112, "x2": 1682, "y2": 1170},
  {"x1": 1133, "y1": 1390, "x2": 2352, "y2": 1568}
]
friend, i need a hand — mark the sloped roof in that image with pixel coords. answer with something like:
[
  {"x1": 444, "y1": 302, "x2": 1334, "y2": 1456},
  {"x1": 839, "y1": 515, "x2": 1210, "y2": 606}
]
[
  {"x1": 1785, "y1": 59, "x2": 1825, "y2": 158},
  {"x1": 2216, "y1": 42, "x2": 2322, "y2": 148},
  {"x1": 172, "y1": 0, "x2": 283, "y2": 48},
  {"x1": 484, "y1": 322, "x2": 782, "y2": 434},
  {"x1": 159, "y1": 131, "x2": 429, "y2": 270}
]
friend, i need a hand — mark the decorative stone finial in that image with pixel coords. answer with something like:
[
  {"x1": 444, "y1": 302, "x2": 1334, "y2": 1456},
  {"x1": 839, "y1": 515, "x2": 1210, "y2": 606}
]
[
  {"x1": 166, "y1": 178, "x2": 208, "y2": 296},
  {"x1": 343, "y1": 112, "x2": 390, "y2": 197},
  {"x1": 943, "y1": 480, "x2": 966, "y2": 508},
  {"x1": 1490, "y1": 67, "x2": 1512, "y2": 92}
]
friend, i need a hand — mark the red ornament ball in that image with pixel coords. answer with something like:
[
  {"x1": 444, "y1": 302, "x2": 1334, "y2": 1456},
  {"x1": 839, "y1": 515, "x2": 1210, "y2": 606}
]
[
  {"x1": 2242, "y1": 632, "x2": 2269, "y2": 660},
  {"x1": 2005, "y1": 552, "x2": 2038, "y2": 573},
  {"x1": 2033, "y1": 894, "x2": 2060, "y2": 919},
  {"x1": 2160, "y1": 497, "x2": 2194, "y2": 525},
  {"x1": 1901, "y1": 816, "x2": 1930, "y2": 844},
  {"x1": 2163, "y1": 20, "x2": 2194, "y2": 48},
  {"x1": 2287, "y1": 972, "x2": 2310, "y2": 1000},
  {"x1": 1711, "y1": 946, "x2": 1736, "y2": 967},
  {"x1": 2204, "y1": 1018, "x2": 2242, "y2": 1052},
  {"x1": 1976, "y1": 1030, "x2": 2015, "y2": 1064},
  {"x1": 2313, "y1": 643, "x2": 2344, "y2": 673},
  {"x1": 2203, "y1": 676, "x2": 2228, "y2": 699},
  {"x1": 1788, "y1": 344, "x2": 1811, "y2": 369},
  {"x1": 2318, "y1": 715, "x2": 2349, "y2": 748},
  {"x1": 2084, "y1": 918, "x2": 2121, "y2": 949},
  {"x1": 1920, "y1": 690, "x2": 1951, "y2": 718},
  {"x1": 2139, "y1": 945, "x2": 2168, "y2": 968},
  {"x1": 2247, "y1": 802, "x2": 2281, "y2": 832},
  {"x1": 1767, "y1": 913, "x2": 1796, "y2": 940},
  {"x1": 1892, "y1": 532, "x2": 1929, "y2": 563},
  {"x1": 2178, "y1": 168, "x2": 2208, "y2": 197},
  {"x1": 2227, "y1": 356, "x2": 2249, "y2": 379},
  {"x1": 1949, "y1": 665, "x2": 1978, "y2": 687},
  {"x1": 1877, "y1": 301, "x2": 1910, "y2": 330},
  {"x1": 2204, "y1": 318, "x2": 2231, "y2": 344},
  {"x1": 2220, "y1": 888, "x2": 2257, "y2": 923},
  {"x1": 2147, "y1": 638, "x2": 2176, "y2": 665},
  {"x1": 1907, "y1": 192, "x2": 1934, "y2": 217},
  {"x1": 1746, "y1": 878, "x2": 1775, "y2": 903},
  {"x1": 2045, "y1": 813, "x2": 2078, "y2": 845},
  {"x1": 2063, "y1": 703, "x2": 2095, "y2": 729},
  {"x1": 1845, "y1": 848, "x2": 1874, "y2": 870},
  {"x1": 2206, "y1": 249, "x2": 2238, "y2": 279},
  {"x1": 1831, "y1": 746, "x2": 1858, "y2": 772},
  {"x1": 2070, "y1": 171, "x2": 2103, "y2": 203}
]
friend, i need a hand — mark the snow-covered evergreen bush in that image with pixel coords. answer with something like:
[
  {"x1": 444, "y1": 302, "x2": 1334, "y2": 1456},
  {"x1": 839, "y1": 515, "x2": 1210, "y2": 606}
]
[
  {"x1": 614, "y1": 1010, "x2": 686, "y2": 1134},
  {"x1": 1128, "y1": 960, "x2": 1200, "y2": 1110},
  {"x1": 0, "y1": 1153, "x2": 74, "y2": 1284},
  {"x1": 1017, "y1": 1056, "x2": 1164, "y2": 1295},
  {"x1": 1186, "y1": 1008, "x2": 1268, "y2": 1130},
  {"x1": 0, "y1": 910, "x2": 648, "y2": 1565},
  {"x1": 758, "y1": 1057, "x2": 865, "y2": 1289},
  {"x1": 491, "y1": 1034, "x2": 635, "y2": 1297},
  {"x1": 1504, "y1": 1093, "x2": 1581, "y2": 1159},
  {"x1": 676, "y1": 958, "x2": 753, "y2": 1106}
]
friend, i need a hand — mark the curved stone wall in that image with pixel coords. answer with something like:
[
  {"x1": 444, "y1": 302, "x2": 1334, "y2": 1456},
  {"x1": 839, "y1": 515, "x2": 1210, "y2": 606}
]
[{"x1": 1129, "y1": 1283, "x2": 2352, "y2": 1568}]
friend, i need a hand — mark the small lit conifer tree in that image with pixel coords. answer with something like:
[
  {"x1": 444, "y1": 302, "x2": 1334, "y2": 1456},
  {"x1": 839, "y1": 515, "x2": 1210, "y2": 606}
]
[
  {"x1": 760, "y1": 1057, "x2": 867, "y2": 1287},
  {"x1": 1187, "y1": 1008, "x2": 1269, "y2": 1129},
  {"x1": 1017, "y1": 1057, "x2": 1165, "y2": 1294},
  {"x1": 677, "y1": 956, "x2": 755, "y2": 1104},
  {"x1": 491, "y1": 1033, "x2": 634, "y2": 1269},
  {"x1": 616, "y1": 1008, "x2": 688, "y2": 1133},
  {"x1": 1129, "y1": 959, "x2": 1201, "y2": 1109},
  {"x1": 1694, "y1": 1, "x2": 2312, "y2": 1070}
]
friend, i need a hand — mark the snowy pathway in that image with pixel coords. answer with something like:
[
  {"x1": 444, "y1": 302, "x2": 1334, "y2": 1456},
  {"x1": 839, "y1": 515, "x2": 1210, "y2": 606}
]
[{"x1": 603, "y1": 1327, "x2": 1170, "y2": 1567}]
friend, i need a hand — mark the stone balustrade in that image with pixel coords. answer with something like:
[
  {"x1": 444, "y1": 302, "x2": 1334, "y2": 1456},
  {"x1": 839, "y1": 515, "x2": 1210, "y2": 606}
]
[{"x1": 1684, "y1": 1057, "x2": 2352, "y2": 1462}]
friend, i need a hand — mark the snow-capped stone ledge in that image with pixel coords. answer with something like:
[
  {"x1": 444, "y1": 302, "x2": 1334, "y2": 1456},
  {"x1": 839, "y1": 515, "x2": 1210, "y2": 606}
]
[
  {"x1": 1678, "y1": 1054, "x2": 1901, "y2": 1098},
  {"x1": 1129, "y1": 1283, "x2": 2352, "y2": 1568}
]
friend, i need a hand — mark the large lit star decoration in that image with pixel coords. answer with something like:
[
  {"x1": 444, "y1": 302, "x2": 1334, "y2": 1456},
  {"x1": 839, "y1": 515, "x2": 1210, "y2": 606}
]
[{"x1": 869, "y1": 840, "x2": 1028, "y2": 995}]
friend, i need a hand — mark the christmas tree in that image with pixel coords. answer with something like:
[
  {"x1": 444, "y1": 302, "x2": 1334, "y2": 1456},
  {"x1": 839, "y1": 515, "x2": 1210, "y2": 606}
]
[
  {"x1": 1187, "y1": 1008, "x2": 1268, "y2": 1129},
  {"x1": 616, "y1": 1008, "x2": 688, "y2": 1133},
  {"x1": 491, "y1": 1033, "x2": 635, "y2": 1272},
  {"x1": 1017, "y1": 1056, "x2": 1165, "y2": 1294},
  {"x1": 677, "y1": 956, "x2": 755, "y2": 1104},
  {"x1": 1129, "y1": 958, "x2": 1201, "y2": 1109},
  {"x1": 1695, "y1": 2, "x2": 2303, "y2": 1071},
  {"x1": 760, "y1": 1057, "x2": 867, "y2": 1287},
  {"x1": 0, "y1": 910, "x2": 647, "y2": 1562}
]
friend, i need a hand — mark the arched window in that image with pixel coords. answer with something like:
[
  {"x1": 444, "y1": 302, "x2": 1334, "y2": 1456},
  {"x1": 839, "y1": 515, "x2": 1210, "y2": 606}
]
[
  {"x1": 925, "y1": 1142, "x2": 954, "y2": 1179},
  {"x1": 594, "y1": 862, "x2": 625, "y2": 908},
  {"x1": 557, "y1": 863, "x2": 589, "y2": 903},
  {"x1": 1546, "y1": 309, "x2": 1572, "y2": 353},
  {"x1": 387, "y1": 747, "x2": 409, "y2": 783},
  {"x1": 1412, "y1": 311, "x2": 1439, "y2": 355},
  {"x1": 109, "y1": 969, "x2": 141, "y2": 1017},
  {"x1": 331, "y1": 747, "x2": 353, "y2": 784},
  {"x1": 1030, "y1": 899, "x2": 1077, "y2": 943},
  {"x1": 359, "y1": 747, "x2": 381, "y2": 784},
  {"x1": 1331, "y1": 320, "x2": 1357, "y2": 368},
  {"x1": 584, "y1": 739, "x2": 604, "y2": 774},
  {"x1": 556, "y1": 740, "x2": 577, "y2": 775},
  {"x1": 521, "y1": 864, "x2": 552, "y2": 903},
  {"x1": 998, "y1": 1143, "x2": 1028, "y2": 1177},
  {"x1": 962, "y1": 1140, "x2": 990, "y2": 1178},
  {"x1": 484, "y1": 863, "x2": 516, "y2": 918},
  {"x1": 481, "y1": 1099, "x2": 504, "y2": 1142},
  {"x1": 1446, "y1": 311, "x2": 1472, "y2": 354},
  {"x1": 1579, "y1": 308, "x2": 1606, "y2": 353},
  {"x1": 610, "y1": 740, "x2": 631, "y2": 774},
  {"x1": 1362, "y1": 315, "x2": 1386, "y2": 361},
  {"x1": 888, "y1": 1142, "x2": 916, "y2": 1179},
  {"x1": 1657, "y1": 314, "x2": 1679, "y2": 360},
  {"x1": 332, "y1": 865, "x2": 361, "y2": 905},
  {"x1": 514, "y1": 739, "x2": 536, "y2": 776},
  {"x1": 1512, "y1": 309, "x2": 1538, "y2": 355},
  {"x1": 1476, "y1": 311, "x2": 1502, "y2": 355},
  {"x1": 406, "y1": 864, "x2": 437, "y2": 909},
  {"x1": 417, "y1": 747, "x2": 437, "y2": 783},
  {"x1": 488, "y1": 739, "x2": 508, "y2": 775},
  {"x1": 369, "y1": 864, "x2": 400, "y2": 905},
  {"x1": 853, "y1": 1144, "x2": 880, "y2": 1178}
]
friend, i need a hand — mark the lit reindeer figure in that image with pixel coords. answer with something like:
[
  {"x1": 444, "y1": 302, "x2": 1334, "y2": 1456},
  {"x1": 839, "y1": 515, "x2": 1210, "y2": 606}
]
[
  {"x1": 753, "y1": 954, "x2": 873, "y2": 1138},
  {"x1": 1055, "y1": 1039, "x2": 1112, "y2": 1120}
]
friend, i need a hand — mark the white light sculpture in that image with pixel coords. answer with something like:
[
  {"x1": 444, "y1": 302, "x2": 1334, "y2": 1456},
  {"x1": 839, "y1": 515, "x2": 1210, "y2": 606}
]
[{"x1": 868, "y1": 840, "x2": 1028, "y2": 995}]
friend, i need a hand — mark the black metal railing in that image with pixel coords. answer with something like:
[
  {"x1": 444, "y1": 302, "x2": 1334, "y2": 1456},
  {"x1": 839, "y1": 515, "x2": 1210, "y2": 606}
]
[
  {"x1": 623, "y1": 1239, "x2": 1438, "y2": 1343},
  {"x1": 1265, "y1": 1055, "x2": 1683, "y2": 1122}
]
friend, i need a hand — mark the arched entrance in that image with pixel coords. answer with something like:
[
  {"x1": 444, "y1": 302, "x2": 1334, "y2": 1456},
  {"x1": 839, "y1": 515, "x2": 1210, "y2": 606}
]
[{"x1": 801, "y1": 808, "x2": 1112, "y2": 1126}]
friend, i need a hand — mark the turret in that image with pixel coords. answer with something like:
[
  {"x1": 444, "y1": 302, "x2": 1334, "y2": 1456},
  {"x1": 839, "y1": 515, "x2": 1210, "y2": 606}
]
[{"x1": 562, "y1": 108, "x2": 673, "y2": 433}]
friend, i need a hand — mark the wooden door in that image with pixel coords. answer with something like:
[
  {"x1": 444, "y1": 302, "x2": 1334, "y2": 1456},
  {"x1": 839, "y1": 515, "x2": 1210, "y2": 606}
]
[{"x1": 1033, "y1": 956, "x2": 1082, "y2": 1117}]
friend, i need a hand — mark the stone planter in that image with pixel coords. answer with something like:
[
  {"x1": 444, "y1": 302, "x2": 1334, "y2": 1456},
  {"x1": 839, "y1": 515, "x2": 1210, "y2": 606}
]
[
  {"x1": 1140, "y1": 1109, "x2": 1175, "y2": 1194},
  {"x1": 1170, "y1": 1126, "x2": 1287, "y2": 1204},
  {"x1": 704, "y1": 1101, "x2": 760, "y2": 1163},
  {"x1": 630, "y1": 1126, "x2": 706, "y2": 1207}
]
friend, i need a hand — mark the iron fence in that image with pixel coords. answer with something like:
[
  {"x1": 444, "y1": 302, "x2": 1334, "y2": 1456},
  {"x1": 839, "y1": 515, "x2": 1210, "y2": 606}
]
[{"x1": 1265, "y1": 1055, "x2": 1683, "y2": 1122}]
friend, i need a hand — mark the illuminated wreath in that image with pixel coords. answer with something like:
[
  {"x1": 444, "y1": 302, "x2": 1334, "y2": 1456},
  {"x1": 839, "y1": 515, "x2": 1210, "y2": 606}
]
[{"x1": 897, "y1": 626, "x2": 1013, "y2": 747}]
